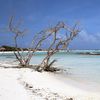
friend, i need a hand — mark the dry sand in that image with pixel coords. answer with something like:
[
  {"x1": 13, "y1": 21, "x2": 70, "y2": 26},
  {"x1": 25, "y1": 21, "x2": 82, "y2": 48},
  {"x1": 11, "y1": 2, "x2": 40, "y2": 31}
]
[{"x1": 0, "y1": 63, "x2": 100, "y2": 100}]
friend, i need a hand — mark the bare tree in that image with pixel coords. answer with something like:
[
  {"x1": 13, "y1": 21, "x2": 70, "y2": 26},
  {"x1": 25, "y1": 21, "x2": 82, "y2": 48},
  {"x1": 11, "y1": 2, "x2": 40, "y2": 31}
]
[
  {"x1": 8, "y1": 16, "x2": 80, "y2": 71},
  {"x1": 37, "y1": 22, "x2": 80, "y2": 72},
  {"x1": 8, "y1": 16, "x2": 52, "y2": 67}
]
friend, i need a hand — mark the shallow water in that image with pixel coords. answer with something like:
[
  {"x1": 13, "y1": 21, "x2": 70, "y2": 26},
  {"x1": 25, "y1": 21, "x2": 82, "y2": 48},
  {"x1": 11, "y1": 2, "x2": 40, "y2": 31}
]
[{"x1": 0, "y1": 50, "x2": 100, "y2": 85}]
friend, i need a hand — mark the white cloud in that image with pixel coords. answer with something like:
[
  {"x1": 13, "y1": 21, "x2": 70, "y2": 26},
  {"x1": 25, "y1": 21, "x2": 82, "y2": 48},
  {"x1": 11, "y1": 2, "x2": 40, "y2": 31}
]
[{"x1": 78, "y1": 30, "x2": 100, "y2": 43}]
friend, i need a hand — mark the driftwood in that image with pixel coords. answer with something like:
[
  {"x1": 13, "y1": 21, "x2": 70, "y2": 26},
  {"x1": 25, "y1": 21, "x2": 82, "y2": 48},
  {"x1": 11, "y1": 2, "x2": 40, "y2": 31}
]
[
  {"x1": 8, "y1": 16, "x2": 80, "y2": 72},
  {"x1": 37, "y1": 22, "x2": 80, "y2": 72},
  {"x1": 8, "y1": 16, "x2": 52, "y2": 67}
]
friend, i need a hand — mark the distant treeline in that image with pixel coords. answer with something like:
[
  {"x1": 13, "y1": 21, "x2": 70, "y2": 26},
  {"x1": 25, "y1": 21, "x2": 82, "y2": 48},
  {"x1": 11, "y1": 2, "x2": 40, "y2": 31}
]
[
  {"x1": 0, "y1": 45, "x2": 43, "y2": 51},
  {"x1": 0, "y1": 45, "x2": 27, "y2": 51}
]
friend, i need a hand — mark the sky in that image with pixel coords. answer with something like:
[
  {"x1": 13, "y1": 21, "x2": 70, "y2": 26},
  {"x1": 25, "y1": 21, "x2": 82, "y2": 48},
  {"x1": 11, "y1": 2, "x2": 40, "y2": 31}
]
[{"x1": 0, "y1": 0, "x2": 100, "y2": 49}]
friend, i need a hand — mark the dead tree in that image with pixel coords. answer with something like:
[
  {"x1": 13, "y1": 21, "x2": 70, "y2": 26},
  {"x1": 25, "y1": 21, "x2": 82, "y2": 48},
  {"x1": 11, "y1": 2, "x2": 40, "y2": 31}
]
[
  {"x1": 37, "y1": 22, "x2": 80, "y2": 72},
  {"x1": 8, "y1": 16, "x2": 52, "y2": 67}
]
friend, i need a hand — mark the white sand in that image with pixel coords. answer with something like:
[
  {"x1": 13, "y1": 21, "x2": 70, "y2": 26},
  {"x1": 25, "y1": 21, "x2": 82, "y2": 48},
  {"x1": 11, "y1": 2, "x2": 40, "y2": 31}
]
[
  {"x1": 0, "y1": 65, "x2": 100, "y2": 100},
  {"x1": 0, "y1": 68, "x2": 32, "y2": 100}
]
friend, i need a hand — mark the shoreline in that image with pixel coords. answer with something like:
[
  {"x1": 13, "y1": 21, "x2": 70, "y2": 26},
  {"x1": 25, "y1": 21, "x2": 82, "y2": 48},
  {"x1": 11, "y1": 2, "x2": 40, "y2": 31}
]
[{"x1": 0, "y1": 63, "x2": 100, "y2": 100}]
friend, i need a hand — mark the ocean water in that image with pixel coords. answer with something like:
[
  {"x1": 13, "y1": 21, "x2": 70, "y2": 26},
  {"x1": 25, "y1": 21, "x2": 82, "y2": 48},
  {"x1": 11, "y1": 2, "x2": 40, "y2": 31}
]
[{"x1": 0, "y1": 50, "x2": 100, "y2": 85}]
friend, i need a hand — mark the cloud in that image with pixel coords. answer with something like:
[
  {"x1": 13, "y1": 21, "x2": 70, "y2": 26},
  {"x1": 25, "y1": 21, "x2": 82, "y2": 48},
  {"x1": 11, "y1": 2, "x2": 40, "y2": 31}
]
[
  {"x1": 78, "y1": 30, "x2": 100, "y2": 43},
  {"x1": 68, "y1": 30, "x2": 100, "y2": 49}
]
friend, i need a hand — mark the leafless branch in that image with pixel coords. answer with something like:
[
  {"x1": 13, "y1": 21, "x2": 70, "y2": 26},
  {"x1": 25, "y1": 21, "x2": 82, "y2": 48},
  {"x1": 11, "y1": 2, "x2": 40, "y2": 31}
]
[{"x1": 37, "y1": 21, "x2": 80, "y2": 72}]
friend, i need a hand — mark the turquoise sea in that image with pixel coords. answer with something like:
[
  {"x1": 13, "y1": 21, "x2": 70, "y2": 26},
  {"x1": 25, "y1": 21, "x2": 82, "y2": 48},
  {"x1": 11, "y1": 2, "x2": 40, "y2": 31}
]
[{"x1": 0, "y1": 50, "x2": 100, "y2": 85}]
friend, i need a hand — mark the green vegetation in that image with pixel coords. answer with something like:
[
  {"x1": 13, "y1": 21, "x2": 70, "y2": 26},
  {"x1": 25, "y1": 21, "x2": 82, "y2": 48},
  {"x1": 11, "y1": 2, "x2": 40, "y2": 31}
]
[{"x1": 0, "y1": 45, "x2": 26, "y2": 51}]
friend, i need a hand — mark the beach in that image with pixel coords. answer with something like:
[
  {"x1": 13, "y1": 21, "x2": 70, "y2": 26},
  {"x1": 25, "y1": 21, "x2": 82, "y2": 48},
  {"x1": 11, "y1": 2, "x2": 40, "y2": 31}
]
[
  {"x1": 0, "y1": 0, "x2": 100, "y2": 99},
  {"x1": 0, "y1": 64, "x2": 100, "y2": 100},
  {"x1": 0, "y1": 51, "x2": 100, "y2": 100}
]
